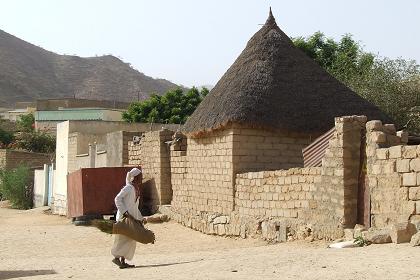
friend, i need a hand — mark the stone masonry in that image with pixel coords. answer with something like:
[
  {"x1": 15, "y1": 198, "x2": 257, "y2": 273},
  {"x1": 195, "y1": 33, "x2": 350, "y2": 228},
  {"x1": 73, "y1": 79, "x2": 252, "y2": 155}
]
[
  {"x1": 129, "y1": 116, "x2": 418, "y2": 242},
  {"x1": 128, "y1": 129, "x2": 173, "y2": 213},
  {"x1": 366, "y1": 120, "x2": 419, "y2": 230},
  {"x1": 0, "y1": 149, "x2": 52, "y2": 170}
]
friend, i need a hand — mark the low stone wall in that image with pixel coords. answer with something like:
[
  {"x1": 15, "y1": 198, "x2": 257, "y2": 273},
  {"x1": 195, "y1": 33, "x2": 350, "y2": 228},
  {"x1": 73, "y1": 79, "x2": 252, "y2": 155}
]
[
  {"x1": 366, "y1": 120, "x2": 420, "y2": 229},
  {"x1": 166, "y1": 116, "x2": 366, "y2": 241},
  {"x1": 0, "y1": 149, "x2": 51, "y2": 170},
  {"x1": 235, "y1": 168, "x2": 321, "y2": 218}
]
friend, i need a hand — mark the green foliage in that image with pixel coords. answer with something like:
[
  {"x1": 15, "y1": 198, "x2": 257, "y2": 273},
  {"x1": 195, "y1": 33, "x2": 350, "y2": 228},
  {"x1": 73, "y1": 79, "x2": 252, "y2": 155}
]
[
  {"x1": 293, "y1": 33, "x2": 420, "y2": 133},
  {"x1": 0, "y1": 165, "x2": 32, "y2": 209},
  {"x1": 16, "y1": 131, "x2": 56, "y2": 154},
  {"x1": 122, "y1": 87, "x2": 208, "y2": 124},
  {"x1": 0, "y1": 127, "x2": 14, "y2": 146},
  {"x1": 16, "y1": 113, "x2": 35, "y2": 132},
  {"x1": 353, "y1": 236, "x2": 370, "y2": 247}
]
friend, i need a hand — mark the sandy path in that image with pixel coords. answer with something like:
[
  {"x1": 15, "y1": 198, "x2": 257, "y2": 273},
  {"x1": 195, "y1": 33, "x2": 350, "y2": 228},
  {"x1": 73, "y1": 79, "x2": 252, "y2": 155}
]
[{"x1": 0, "y1": 206, "x2": 419, "y2": 280}]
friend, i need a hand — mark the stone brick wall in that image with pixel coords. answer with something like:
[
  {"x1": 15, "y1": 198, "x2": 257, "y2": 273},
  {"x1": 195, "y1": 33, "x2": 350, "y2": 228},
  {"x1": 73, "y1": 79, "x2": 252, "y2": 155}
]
[
  {"x1": 366, "y1": 120, "x2": 419, "y2": 229},
  {"x1": 232, "y1": 128, "x2": 313, "y2": 173},
  {"x1": 128, "y1": 129, "x2": 173, "y2": 212},
  {"x1": 235, "y1": 168, "x2": 321, "y2": 218},
  {"x1": 0, "y1": 149, "x2": 51, "y2": 170},
  {"x1": 169, "y1": 131, "x2": 187, "y2": 209},
  {"x1": 315, "y1": 116, "x2": 366, "y2": 228},
  {"x1": 165, "y1": 116, "x2": 366, "y2": 241},
  {"x1": 170, "y1": 129, "x2": 235, "y2": 215}
]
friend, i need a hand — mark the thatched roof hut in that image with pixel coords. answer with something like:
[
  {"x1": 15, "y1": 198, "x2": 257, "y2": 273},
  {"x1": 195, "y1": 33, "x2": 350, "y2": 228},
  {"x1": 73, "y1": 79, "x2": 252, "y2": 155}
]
[{"x1": 183, "y1": 9, "x2": 390, "y2": 136}]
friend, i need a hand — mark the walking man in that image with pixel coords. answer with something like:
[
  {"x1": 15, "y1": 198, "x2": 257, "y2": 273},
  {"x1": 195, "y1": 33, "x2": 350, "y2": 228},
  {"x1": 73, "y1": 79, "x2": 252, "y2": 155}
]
[{"x1": 111, "y1": 167, "x2": 145, "y2": 268}]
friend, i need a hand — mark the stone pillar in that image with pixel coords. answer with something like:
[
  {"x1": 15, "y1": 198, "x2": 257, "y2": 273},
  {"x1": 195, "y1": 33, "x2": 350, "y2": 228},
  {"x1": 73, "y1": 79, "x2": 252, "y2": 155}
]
[
  {"x1": 320, "y1": 116, "x2": 367, "y2": 228},
  {"x1": 88, "y1": 143, "x2": 96, "y2": 168},
  {"x1": 338, "y1": 116, "x2": 367, "y2": 228}
]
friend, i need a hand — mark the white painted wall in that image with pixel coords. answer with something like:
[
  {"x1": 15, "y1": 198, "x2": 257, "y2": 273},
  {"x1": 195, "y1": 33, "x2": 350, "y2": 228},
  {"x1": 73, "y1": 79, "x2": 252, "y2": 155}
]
[
  {"x1": 33, "y1": 167, "x2": 47, "y2": 208},
  {"x1": 53, "y1": 121, "x2": 69, "y2": 215}
]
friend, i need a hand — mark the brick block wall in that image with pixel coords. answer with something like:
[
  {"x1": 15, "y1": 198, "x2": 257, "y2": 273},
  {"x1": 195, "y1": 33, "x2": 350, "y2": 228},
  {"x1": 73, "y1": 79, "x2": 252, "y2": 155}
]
[
  {"x1": 128, "y1": 129, "x2": 173, "y2": 212},
  {"x1": 177, "y1": 129, "x2": 235, "y2": 215},
  {"x1": 366, "y1": 120, "x2": 419, "y2": 229},
  {"x1": 166, "y1": 116, "x2": 366, "y2": 241},
  {"x1": 0, "y1": 149, "x2": 51, "y2": 170},
  {"x1": 232, "y1": 128, "x2": 312, "y2": 173},
  {"x1": 235, "y1": 168, "x2": 321, "y2": 218}
]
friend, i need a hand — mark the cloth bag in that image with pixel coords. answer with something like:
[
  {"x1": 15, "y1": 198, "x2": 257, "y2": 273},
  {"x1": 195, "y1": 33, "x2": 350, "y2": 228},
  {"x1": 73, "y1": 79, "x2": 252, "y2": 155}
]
[{"x1": 113, "y1": 216, "x2": 155, "y2": 244}]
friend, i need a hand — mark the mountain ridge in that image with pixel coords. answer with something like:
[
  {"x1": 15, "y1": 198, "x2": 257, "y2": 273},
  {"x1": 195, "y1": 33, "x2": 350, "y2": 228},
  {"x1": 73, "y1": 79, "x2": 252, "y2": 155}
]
[{"x1": 0, "y1": 29, "x2": 180, "y2": 107}]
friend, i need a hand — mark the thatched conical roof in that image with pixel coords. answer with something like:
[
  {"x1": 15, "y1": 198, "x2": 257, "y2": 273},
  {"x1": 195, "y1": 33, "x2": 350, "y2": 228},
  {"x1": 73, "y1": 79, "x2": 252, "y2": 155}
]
[{"x1": 183, "y1": 9, "x2": 390, "y2": 136}]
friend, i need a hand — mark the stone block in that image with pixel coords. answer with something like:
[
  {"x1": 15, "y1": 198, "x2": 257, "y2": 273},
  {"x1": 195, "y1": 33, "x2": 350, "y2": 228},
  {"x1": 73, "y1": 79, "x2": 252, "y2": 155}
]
[
  {"x1": 371, "y1": 164, "x2": 382, "y2": 175},
  {"x1": 410, "y1": 159, "x2": 420, "y2": 172},
  {"x1": 390, "y1": 222, "x2": 417, "y2": 244},
  {"x1": 344, "y1": 229, "x2": 354, "y2": 240},
  {"x1": 401, "y1": 201, "x2": 416, "y2": 215},
  {"x1": 409, "y1": 187, "x2": 420, "y2": 200},
  {"x1": 397, "y1": 131, "x2": 409, "y2": 144},
  {"x1": 410, "y1": 232, "x2": 420, "y2": 246},
  {"x1": 366, "y1": 120, "x2": 382, "y2": 132},
  {"x1": 370, "y1": 131, "x2": 386, "y2": 144},
  {"x1": 376, "y1": 148, "x2": 389, "y2": 160},
  {"x1": 387, "y1": 135, "x2": 401, "y2": 146},
  {"x1": 403, "y1": 146, "x2": 417, "y2": 159},
  {"x1": 383, "y1": 124, "x2": 396, "y2": 135},
  {"x1": 383, "y1": 162, "x2": 396, "y2": 174},
  {"x1": 389, "y1": 146, "x2": 402, "y2": 159},
  {"x1": 402, "y1": 173, "x2": 417, "y2": 186},
  {"x1": 410, "y1": 215, "x2": 420, "y2": 230},
  {"x1": 353, "y1": 224, "x2": 366, "y2": 238},
  {"x1": 362, "y1": 229, "x2": 391, "y2": 244},
  {"x1": 396, "y1": 159, "x2": 410, "y2": 173}
]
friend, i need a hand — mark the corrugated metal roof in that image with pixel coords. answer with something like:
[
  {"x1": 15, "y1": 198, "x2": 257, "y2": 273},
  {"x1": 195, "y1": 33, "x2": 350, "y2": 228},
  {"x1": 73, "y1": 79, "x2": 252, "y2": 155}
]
[
  {"x1": 303, "y1": 127, "x2": 335, "y2": 167},
  {"x1": 35, "y1": 109, "x2": 121, "y2": 121}
]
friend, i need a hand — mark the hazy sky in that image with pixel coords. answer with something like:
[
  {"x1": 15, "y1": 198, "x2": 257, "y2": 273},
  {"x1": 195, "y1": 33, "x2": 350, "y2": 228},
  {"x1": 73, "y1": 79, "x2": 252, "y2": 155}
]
[{"x1": 1, "y1": 0, "x2": 419, "y2": 87}]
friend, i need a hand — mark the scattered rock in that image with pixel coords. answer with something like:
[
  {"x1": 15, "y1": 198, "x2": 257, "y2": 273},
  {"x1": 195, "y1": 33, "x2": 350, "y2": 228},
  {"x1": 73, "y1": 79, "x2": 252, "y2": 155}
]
[
  {"x1": 344, "y1": 229, "x2": 355, "y2": 240},
  {"x1": 362, "y1": 229, "x2": 392, "y2": 244},
  {"x1": 146, "y1": 214, "x2": 169, "y2": 223},
  {"x1": 410, "y1": 232, "x2": 420, "y2": 246},
  {"x1": 353, "y1": 224, "x2": 366, "y2": 238},
  {"x1": 390, "y1": 222, "x2": 417, "y2": 244}
]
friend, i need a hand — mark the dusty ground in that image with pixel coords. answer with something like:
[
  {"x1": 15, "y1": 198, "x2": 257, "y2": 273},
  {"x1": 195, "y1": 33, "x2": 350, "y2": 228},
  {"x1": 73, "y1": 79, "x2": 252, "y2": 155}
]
[{"x1": 0, "y1": 204, "x2": 420, "y2": 280}]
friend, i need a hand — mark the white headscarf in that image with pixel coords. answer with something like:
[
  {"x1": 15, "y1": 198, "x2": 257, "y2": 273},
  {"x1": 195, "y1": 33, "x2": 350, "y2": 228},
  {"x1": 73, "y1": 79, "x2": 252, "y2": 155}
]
[{"x1": 125, "y1": 168, "x2": 142, "y2": 185}]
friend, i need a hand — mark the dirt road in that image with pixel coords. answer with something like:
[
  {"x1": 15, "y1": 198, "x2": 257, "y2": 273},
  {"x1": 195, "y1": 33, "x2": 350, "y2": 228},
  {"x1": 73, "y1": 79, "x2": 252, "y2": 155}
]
[{"x1": 0, "y1": 205, "x2": 419, "y2": 280}]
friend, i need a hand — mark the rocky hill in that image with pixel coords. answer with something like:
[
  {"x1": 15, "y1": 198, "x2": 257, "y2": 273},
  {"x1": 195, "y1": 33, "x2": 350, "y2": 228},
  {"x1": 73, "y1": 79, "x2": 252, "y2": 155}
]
[{"x1": 0, "y1": 29, "x2": 179, "y2": 107}]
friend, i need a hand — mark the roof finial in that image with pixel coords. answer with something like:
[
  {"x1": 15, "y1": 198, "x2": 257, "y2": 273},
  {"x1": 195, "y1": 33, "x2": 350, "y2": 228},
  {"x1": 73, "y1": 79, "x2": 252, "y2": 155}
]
[{"x1": 265, "y1": 7, "x2": 277, "y2": 26}]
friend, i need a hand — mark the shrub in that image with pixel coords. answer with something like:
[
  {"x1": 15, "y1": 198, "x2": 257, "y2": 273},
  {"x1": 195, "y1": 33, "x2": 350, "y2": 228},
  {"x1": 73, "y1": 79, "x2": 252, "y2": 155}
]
[
  {"x1": 0, "y1": 127, "x2": 14, "y2": 145},
  {"x1": 16, "y1": 113, "x2": 35, "y2": 132},
  {"x1": 17, "y1": 131, "x2": 56, "y2": 153},
  {"x1": 0, "y1": 165, "x2": 33, "y2": 209}
]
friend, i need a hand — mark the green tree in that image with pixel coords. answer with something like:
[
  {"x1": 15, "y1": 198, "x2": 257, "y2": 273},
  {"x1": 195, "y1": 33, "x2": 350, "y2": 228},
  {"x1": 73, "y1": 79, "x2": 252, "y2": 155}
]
[
  {"x1": 123, "y1": 87, "x2": 209, "y2": 124},
  {"x1": 293, "y1": 33, "x2": 420, "y2": 133},
  {"x1": 16, "y1": 113, "x2": 35, "y2": 132}
]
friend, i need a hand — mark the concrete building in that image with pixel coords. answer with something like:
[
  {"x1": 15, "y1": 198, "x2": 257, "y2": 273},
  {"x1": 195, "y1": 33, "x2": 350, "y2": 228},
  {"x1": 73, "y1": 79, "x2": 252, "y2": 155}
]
[
  {"x1": 52, "y1": 120, "x2": 178, "y2": 215},
  {"x1": 35, "y1": 108, "x2": 125, "y2": 133}
]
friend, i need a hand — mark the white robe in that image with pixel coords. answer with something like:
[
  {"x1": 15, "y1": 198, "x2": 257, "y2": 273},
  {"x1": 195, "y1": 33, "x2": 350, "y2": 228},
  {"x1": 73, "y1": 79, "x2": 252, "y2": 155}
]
[{"x1": 111, "y1": 183, "x2": 143, "y2": 260}]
